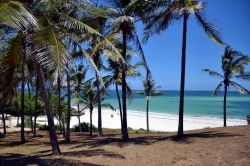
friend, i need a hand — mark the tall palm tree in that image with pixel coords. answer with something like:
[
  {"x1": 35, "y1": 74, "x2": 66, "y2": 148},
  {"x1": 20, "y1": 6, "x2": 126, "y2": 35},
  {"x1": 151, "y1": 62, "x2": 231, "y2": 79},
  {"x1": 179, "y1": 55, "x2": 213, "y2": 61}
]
[
  {"x1": 105, "y1": 53, "x2": 142, "y2": 134},
  {"x1": 135, "y1": 0, "x2": 223, "y2": 136},
  {"x1": 1, "y1": 0, "x2": 122, "y2": 153},
  {"x1": 203, "y1": 46, "x2": 250, "y2": 127},
  {"x1": 106, "y1": 0, "x2": 151, "y2": 141},
  {"x1": 136, "y1": 79, "x2": 162, "y2": 132}
]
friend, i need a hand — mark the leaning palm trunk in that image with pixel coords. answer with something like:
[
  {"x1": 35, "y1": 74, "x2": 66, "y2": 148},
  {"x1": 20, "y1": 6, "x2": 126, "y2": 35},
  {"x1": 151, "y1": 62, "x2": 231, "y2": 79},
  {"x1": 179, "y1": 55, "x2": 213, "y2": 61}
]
[
  {"x1": 115, "y1": 83, "x2": 123, "y2": 134},
  {"x1": 28, "y1": 84, "x2": 33, "y2": 131},
  {"x1": 146, "y1": 96, "x2": 150, "y2": 132},
  {"x1": 96, "y1": 73, "x2": 103, "y2": 136},
  {"x1": 178, "y1": 12, "x2": 188, "y2": 137},
  {"x1": 223, "y1": 84, "x2": 228, "y2": 127},
  {"x1": 90, "y1": 103, "x2": 93, "y2": 136},
  {"x1": 65, "y1": 70, "x2": 71, "y2": 143},
  {"x1": 121, "y1": 30, "x2": 129, "y2": 141},
  {"x1": 37, "y1": 66, "x2": 61, "y2": 155},
  {"x1": 21, "y1": 57, "x2": 25, "y2": 143}
]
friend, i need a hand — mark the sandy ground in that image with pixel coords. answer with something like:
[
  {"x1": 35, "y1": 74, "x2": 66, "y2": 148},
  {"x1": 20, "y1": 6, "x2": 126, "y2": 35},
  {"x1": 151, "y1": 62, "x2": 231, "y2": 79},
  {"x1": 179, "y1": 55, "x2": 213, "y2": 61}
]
[
  {"x1": 0, "y1": 125, "x2": 249, "y2": 166},
  {"x1": 35, "y1": 108, "x2": 247, "y2": 132}
]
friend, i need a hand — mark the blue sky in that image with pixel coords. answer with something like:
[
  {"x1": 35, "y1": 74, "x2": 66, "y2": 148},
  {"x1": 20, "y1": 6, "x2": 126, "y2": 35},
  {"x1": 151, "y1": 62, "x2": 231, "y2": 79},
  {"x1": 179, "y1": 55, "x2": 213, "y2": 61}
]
[{"x1": 124, "y1": 0, "x2": 250, "y2": 91}]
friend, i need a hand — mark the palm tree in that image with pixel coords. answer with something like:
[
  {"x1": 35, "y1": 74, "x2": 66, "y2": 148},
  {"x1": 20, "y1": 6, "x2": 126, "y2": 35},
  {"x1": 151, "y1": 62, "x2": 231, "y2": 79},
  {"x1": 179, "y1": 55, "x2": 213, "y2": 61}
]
[
  {"x1": 203, "y1": 46, "x2": 250, "y2": 127},
  {"x1": 1, "y1": 0, "x2": 122, "y2": 153},
  {"x1": 106, "y1": 0, "x2": 151, "y2": 141},
  {"x1": 136, "y1": 79, "x2": 162, "y2": 132},
  {"x1": 105, "y1": 53, "x2": 142, "y2": 134},
  {"x1": 71, "y1": 65, "x2": 88, "y2": 133},
  {"x1": 81, "y1": 78, "x2": 114, "y2": 136},
  {"x1": 65, "y1": 65, "x2": 71, "y2": 143},
  {"x1": 135, "y1": 0, "x2": 223, "y2": 136}
]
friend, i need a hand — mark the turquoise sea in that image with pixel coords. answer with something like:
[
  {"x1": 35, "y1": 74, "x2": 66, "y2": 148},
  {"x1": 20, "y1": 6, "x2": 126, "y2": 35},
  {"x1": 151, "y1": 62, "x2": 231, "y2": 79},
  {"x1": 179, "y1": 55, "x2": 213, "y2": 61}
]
[{"x1": 104, "y1": 91, "x2": 250, "y2": 119}]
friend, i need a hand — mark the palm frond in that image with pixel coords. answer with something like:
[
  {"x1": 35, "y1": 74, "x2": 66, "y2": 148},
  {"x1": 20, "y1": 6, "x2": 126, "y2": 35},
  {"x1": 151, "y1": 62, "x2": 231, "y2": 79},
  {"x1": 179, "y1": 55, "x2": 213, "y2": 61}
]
[
  {"x1": 195, "y1": 11, "x2": 223, "y2": 45},
  {"x1": 203, "y1": 68, "x2": 224, "y2": 78},
  {"x1": 233, "y1": 72, "x2": 250, "y2": 81},
  {"x1": 0, "y1": 1, "x2": 37, "y2": 30},
  {"x1": 31, "y1": 15, "x2": 70, "y2": 81},
  {"x1": 229, "y1": 81, "x2": 249, "y2": 94},
  {"x1": 211, "y1": 81, "x2": 223, "y2": 96}
]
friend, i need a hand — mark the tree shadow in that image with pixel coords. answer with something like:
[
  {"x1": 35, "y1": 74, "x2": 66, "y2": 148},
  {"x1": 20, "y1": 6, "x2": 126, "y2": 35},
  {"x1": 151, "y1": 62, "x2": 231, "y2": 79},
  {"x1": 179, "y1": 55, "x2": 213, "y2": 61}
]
[
  {"x1": 0, "y1": 153, "x2": 102, "y2": 166},
  {"x1": 69, "y1": 130, "x2": 243, "y2": 149},
  {"x1": 62, "y1": 149, "x2": 125, "y2": 159}
]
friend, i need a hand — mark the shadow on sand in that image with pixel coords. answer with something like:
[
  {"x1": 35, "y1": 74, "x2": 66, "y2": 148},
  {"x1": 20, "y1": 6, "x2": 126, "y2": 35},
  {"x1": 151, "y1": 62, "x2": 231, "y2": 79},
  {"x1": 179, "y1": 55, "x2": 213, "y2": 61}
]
[
  {"x1": 69, "y1": 130, "x2": 243, "y2": 149},
  {"x1": 0, "y1": 152, "x2": 104, "y2": 166}
]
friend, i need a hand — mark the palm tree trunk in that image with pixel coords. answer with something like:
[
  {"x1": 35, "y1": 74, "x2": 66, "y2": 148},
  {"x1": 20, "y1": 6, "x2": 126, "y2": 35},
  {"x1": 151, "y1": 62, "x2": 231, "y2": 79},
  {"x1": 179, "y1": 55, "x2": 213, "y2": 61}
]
[
  {"x1": 27, "y1": 83, "x2": 33, "y2": 131},
  {"x1": 223, "y1": 84, "x2": 228, "y2": 127},
  {"x1": 90, "y1": 103, "x2": 93, "y2": 136},
  {"x1": 177, "y1": 12, "x2": 188, "y2": 137},
  {"x1": 115, "y1": 83, "x2": 123, "y2": 134},
  {"x1": 33, "y1": 77, "x2": 39, "y2": 137},
  {"x1": 77, "y1": 102, "x2": 81, "y2": 132},
  {"x1": 36, "y1": 66, "x2": 61, "y2": 155},
  {"x1": 0, "y1": 97, "x2": 6, "y2": 136},
  {"x1": 146, "y1": 96, "x2": 150, "y2": 132},
  {"x1": 65, "y1": 69, "x2": 71, "y2": 143},
  {"x1": 121, "y1": 30, "x2": 129, "y2": 141},
  {"x1": 21, "y1": 58, "x2": 25, "y2": 143},
  {"x1": 62, "y1": 116, "x2": 65, "y2": 137},
  {"x1": 57, "y1": 77, "x2": 62, "y2": 134},
  {"x1": 96, "y1": 73, "x2": 103, "y2": 136}
]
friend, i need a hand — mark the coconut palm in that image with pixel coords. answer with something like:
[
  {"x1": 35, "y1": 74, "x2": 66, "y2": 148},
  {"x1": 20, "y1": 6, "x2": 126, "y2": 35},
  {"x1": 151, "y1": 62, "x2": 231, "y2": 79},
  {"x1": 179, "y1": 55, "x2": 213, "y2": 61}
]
[
  {"x1": 105, "y1": 53, "x2": 142, "y2": 134},
  {"x1": 105, "y1": 0, "x2": 151, "y2": 141},
  {"x1": 80, "y1": 78, "x2": 114, "y2": 136},
  {"x1": 1, "y1": 0, "x2": 124, "y2": 153},
  {"x1": 71, "y1": 65, "x2": 88, "y2": 132},
  {"x1": 203, "y1": 46, "x2": 250, "y2": 127},
  {"x1": 134, "y1": 0, "x2": 223, "y2": 136},
  {"x1": 136, "y1": 79, "x2": 162, "y2": 132}
]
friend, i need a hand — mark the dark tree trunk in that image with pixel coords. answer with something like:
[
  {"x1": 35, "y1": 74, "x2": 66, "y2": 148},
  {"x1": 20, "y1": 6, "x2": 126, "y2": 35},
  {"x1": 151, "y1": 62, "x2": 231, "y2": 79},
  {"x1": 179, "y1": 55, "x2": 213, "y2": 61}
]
[
  {"x1": 121, "y1": 30, "x2": 129, "y2": 141},
  {"x1": 21, "y1": 58, "x2": 25, "y2": 143},
  {"x1": 96, "y1": 73, "x2": 103, "y2": 136},
  {"x1": 177, "y1": 12, "x2": 188, "y2": 137},
  {"x1": 0, "y1": 97, "x2": 6, "y2": 136},
  {"x1": 115, "y1": 84, "x2": 123, "y2": 134},
  {"x1": 65, "y1": 70, "x2": 71, "y2": 143},
  {"x1": 146, "y1": 97, "x2": 150, "y2": 132},
  {"x1": 77, "y1": 103, "x2": 81, "y2": 132},
  {"x1": 57, "y1": 77, "x2": 62, "y2": 134},
  {"x1": 223, "y1": 84, "x2": 228, "y2": 127},
  {"x1": 90, "y1": 103, "x2": 93, "y2": 136},
  {"x1": 34, "y1": 116, "x2": 37, "y2": 136},
  {"x1": 37, "y1": 66, "x2": 61, "y2": 155},
  {"x1": 62, "y1": 116, "x2": 65, "y2": 137},
  {"x1": 27, "y1": 83, "x2": 33, "y2": 131},
  {"x1": 33, "y1": 77, "x2": 39, "y2": 137}
]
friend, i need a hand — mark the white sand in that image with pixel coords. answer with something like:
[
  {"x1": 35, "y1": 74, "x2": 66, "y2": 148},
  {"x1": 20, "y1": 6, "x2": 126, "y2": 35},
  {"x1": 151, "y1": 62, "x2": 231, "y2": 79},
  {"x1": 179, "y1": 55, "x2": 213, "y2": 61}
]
[
  {"x1": 48, "y1": 108, "x2": 247, "y2": 132},
  {"x1": 1, "y1": 109, "x2": 247, "y2": 133}
]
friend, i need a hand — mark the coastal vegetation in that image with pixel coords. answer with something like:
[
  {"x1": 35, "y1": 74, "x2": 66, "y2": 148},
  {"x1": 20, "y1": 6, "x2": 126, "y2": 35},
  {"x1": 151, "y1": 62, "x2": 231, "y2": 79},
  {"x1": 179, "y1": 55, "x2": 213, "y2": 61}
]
[
  {"x1": 203, "y1": 46, "x2": 250, "y2": 127},
  {"x1": 0, "y1": 0, "x2": 249, "y2": 162}
]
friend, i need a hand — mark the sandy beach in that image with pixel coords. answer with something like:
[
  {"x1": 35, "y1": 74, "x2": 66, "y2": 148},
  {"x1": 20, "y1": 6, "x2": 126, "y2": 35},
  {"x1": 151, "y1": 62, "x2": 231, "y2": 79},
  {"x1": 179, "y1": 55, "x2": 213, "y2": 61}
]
[{"x1": 34, "y1": 108, "x2": 247, "y2": 132}]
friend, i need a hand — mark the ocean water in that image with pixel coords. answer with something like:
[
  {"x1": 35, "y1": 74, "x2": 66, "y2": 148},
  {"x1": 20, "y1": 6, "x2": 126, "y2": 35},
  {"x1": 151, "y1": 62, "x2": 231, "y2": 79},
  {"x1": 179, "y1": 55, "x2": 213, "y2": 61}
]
[{"x1": 104, "y1": 91, "x2": 250, "y2": 119}]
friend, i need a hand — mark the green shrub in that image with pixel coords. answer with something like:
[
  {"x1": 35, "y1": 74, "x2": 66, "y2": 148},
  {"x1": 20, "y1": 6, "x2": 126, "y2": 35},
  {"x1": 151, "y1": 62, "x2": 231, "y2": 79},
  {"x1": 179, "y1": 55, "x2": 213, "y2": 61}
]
[
  {"x1": 74, "y1": 122, "x2": 97, "y2": 132},
  {"x1": 38, "y1": 124, "x2": 60, "y2": 131}
]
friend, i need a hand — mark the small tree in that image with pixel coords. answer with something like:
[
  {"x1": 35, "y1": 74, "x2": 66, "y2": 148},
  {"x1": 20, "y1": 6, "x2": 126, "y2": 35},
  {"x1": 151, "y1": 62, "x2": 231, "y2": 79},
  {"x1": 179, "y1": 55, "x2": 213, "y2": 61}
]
[
  {"x1": 137, "y1": 79, "x2": 162, "y2": 132},
  {"x1": 203, "y1": 46, "x2": 250, "y2": 127}
]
